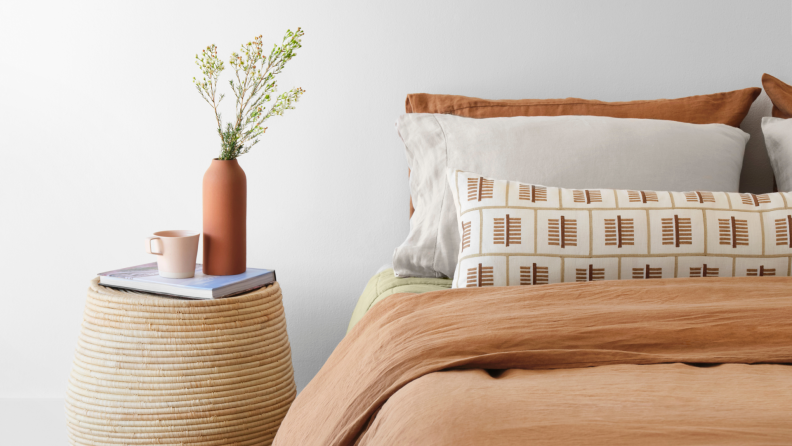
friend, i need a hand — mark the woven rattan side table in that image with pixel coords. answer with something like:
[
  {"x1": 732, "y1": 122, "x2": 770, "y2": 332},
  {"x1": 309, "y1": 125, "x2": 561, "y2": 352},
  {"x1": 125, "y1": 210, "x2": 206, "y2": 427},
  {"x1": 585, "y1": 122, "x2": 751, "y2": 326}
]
[{"x1": 66, "y1": 279, "x2": 295, "y2": 446}]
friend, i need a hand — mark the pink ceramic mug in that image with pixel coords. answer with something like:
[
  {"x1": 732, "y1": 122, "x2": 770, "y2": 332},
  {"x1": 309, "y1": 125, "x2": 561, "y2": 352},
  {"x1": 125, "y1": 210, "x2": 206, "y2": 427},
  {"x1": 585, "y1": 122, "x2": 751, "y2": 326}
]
[{"x1": 145, "y1": 230, "x2": 200, "y2": 278}]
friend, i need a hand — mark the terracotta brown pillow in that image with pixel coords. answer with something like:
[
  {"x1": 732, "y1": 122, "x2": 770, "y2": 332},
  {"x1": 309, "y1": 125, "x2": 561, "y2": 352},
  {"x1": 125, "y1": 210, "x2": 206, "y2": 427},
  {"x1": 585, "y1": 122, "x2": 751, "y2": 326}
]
[
  {"x1": 406, "y1": 88, "x2": 761, "y2": 217},
  {"x1": 406, "y1": 88, "x2": 760, "y2": 128},
  {"x1": 762, "y1": 73, "x2": 792, "y2": 119}
]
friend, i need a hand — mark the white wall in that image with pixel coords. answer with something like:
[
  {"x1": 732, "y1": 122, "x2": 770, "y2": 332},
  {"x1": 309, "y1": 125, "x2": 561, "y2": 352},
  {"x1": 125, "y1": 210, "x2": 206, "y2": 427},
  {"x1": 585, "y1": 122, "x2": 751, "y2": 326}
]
[{"x1": 1, "y1": 0, "x2": 790, "y2": 403}]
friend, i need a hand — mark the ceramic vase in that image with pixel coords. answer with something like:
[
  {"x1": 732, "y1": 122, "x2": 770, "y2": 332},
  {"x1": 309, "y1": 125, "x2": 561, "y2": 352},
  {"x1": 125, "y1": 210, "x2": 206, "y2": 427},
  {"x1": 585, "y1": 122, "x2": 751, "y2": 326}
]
[{"x1": 202, "y1": 159, "x2": 246, "y2": 275}]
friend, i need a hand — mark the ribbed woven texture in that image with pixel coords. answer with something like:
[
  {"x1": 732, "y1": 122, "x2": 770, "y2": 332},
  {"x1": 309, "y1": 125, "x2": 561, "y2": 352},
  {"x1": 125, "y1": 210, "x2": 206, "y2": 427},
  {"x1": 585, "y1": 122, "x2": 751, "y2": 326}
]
[{"x1": 66, "y1": 278, "x2": 295, "y2": 446}]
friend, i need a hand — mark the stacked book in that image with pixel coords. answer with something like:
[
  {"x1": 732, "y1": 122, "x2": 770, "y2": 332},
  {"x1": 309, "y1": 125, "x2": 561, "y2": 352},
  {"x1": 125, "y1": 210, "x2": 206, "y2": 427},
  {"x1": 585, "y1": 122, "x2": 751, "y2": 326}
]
[{"x1": 98, "y1": 263, "x2": 276, "y2": 300}]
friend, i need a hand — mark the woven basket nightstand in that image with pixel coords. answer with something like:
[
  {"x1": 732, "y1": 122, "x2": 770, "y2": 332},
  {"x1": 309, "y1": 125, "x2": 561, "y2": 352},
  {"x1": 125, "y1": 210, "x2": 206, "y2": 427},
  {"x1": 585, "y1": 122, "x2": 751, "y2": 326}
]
[{"x1": 66, "y1": 279, "x2": 295, "y2": 446}]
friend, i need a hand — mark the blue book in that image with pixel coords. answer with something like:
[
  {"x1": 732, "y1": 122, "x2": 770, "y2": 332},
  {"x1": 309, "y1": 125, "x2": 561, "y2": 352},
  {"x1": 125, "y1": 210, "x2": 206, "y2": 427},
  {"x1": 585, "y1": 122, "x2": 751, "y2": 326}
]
[{"x1": 98, "y1": 263, "x2": 276, "y2": 299}]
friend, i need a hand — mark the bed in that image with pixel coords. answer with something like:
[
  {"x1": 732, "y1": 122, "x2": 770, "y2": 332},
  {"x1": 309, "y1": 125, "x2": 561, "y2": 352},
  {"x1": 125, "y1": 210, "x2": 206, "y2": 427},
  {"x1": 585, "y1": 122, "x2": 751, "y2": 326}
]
[
  {"x1": 280, "y1": 277, "x2": 792, "y2": 445},
  {"x1": 273, "y1": 88, "x2": 792, "y2": 445}
]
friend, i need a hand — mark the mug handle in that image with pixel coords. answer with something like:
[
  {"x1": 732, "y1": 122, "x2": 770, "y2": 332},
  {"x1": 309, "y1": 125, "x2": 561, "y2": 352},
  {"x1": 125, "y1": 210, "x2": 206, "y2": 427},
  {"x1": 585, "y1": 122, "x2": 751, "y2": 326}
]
[{"x1": 145, "y1": 236, "x2": 163, "y2": 255}]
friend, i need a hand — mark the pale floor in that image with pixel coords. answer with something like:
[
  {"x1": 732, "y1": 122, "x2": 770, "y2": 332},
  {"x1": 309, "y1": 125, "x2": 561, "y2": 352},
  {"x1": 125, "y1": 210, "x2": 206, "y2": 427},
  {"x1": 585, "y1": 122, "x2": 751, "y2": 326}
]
[{"x1": 0, "y1": 398, "x2": 67, "y2": 445}]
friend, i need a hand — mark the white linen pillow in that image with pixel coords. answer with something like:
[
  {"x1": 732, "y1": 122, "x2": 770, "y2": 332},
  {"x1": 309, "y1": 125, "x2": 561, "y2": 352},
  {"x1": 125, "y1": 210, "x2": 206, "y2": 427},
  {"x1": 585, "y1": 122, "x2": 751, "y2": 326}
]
[
  {"x1": 761, "y1": 117, "x2": 792, "y2": 191},
  {"x1": 394, "y1": 114, "x2": 749, "y2": 279}
]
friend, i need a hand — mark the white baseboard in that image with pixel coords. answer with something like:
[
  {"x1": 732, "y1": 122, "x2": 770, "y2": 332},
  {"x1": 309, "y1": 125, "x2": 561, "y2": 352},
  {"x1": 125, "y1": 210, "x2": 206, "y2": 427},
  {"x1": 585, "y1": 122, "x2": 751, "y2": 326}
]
[{"x1": 0, "y1": 398, "x2": 67, "y2": 445}]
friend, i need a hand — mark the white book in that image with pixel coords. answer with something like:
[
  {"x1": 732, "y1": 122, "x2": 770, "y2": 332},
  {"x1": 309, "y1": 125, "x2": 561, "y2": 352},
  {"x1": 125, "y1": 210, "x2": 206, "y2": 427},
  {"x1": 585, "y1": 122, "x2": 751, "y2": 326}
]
[{"x1": 98, "y1": 263, "x2": 276, "y2": 299}]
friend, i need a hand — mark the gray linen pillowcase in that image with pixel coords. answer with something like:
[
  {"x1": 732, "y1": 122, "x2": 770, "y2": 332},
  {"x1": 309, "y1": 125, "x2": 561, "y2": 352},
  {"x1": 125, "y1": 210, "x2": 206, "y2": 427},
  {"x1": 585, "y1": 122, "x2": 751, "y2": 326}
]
[
  {"x1": 762, "y1": 117, "x2": 792, "y2": 191},
  {"x1": 394, "y1": 114, "x2": 749, "y2": 279}
]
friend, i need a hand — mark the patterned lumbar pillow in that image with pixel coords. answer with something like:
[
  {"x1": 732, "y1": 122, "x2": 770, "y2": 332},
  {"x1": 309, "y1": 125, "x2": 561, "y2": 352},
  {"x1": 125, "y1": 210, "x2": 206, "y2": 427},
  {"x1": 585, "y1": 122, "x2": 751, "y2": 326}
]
[{"x1": 448, "y1": 170, "x2": 792, "y2": 288}]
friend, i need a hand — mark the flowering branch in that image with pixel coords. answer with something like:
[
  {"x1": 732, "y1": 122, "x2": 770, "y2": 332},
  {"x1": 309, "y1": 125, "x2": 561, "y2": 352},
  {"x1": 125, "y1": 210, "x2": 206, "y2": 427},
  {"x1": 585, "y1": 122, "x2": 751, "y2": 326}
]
[{"x1": 193, "y1": 28, "x2": 305, "y2": 160}]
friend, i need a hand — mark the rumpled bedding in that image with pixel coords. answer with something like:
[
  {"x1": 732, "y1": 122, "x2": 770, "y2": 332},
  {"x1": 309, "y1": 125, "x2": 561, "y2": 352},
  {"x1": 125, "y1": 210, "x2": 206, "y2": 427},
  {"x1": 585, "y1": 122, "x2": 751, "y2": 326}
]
[
  {"x1": 347, "y1": 267, "x2": 450, "y2": 333},
  {"x1": 274, "y1": 277, "x2": 792, "y2": 445}
]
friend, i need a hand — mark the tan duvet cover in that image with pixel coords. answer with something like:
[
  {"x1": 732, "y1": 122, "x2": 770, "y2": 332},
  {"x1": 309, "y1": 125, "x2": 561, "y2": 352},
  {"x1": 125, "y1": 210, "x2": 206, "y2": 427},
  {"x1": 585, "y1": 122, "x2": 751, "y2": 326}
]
[{"x1": 274, "y1": 277, "x2": 792, "y2": 445}]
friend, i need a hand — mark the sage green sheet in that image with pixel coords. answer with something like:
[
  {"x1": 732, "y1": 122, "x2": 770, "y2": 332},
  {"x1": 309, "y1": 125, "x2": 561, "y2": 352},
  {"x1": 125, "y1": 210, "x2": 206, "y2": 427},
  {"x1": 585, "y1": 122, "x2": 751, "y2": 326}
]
[{"x1": 347, "y1": 268, "x2": 451, "y2": 333}]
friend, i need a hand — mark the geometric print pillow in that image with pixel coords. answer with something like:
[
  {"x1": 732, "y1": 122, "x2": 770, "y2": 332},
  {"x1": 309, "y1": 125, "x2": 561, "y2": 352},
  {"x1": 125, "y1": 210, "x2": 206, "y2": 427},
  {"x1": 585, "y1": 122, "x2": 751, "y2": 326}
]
[{"x1": 447, "y1": 169, "x2": 792, "y2": 288}]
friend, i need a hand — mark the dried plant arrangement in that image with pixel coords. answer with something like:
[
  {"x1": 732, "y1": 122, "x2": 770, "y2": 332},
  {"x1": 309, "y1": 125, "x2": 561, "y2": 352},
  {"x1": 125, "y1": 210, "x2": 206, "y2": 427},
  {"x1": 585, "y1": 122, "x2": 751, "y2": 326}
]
[{"x1": 194, "y1": 28, "x2": 305, "y2": 160}]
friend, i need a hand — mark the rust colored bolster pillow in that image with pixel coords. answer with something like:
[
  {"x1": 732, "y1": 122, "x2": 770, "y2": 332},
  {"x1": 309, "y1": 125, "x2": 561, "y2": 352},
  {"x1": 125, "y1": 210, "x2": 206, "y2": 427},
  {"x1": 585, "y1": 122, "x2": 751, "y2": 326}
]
[
  {"x1": 406, "y1": 88, "x2": 761, "y2": 217},
  {"x1": 762, "y1": 73, "x2": 792, "y2": 119}
]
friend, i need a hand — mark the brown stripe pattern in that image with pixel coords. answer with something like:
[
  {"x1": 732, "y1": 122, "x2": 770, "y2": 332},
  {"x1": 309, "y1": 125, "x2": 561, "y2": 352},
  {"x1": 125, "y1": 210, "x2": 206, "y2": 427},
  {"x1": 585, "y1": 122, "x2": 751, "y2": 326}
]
[
  {"x1": 627, "y1": 190, "x2": 658, "y2": 203},
  {"x1": 604, "y1": 216, "x2": 634, "y2": 247},
  {"x1": 466, "y1": 264, "x2": 494, "y2": 287},
  {"x1": 519, "y1": 184, "x2": 547, "y2": 202},
  {"x1": 661, "y1": 215, "x2": 693, "y2": 247},
  {"x1": 740, "y1": 193, "x2": 771, "y2": 206},
  {"x1": 573, "y1": 189, "x2": 602, "y2": 204},
  {"x1": 493, "y1": 215, "x2": 521, "y2": 247},
  {"x1": 576, "y1": 265, "x2": 605, "y2": 282},
  {"x1": 461, "y1": 221, "x2": 472, "y2": 251},
  {"x1": 774, "y1": 216, "x2": 792, "y2": 247},
  {"x1": 468, "y1": 177, "x2": 494, "y2": 202},
  {"x1": 548, "y1": 216, "x2": 577, "y2": 248},
  {"x1": 519, "y1": 264, "x2": 549, "y2": 285},
  {"x1": 747, "y1": 266, "x2": 776, "y2": 276},
  {"x1": 718, "y1": 217, "x2": 749, "y2": 248},
  {"x1": 690, "y1": 264, "x2": 719, "y2": 277},
  {"x1": 632, "y1": 265, "x2": 662, "y2": 279},
  {"x1": 685, "y1": 191, "x2": 715, "y2": 203}
]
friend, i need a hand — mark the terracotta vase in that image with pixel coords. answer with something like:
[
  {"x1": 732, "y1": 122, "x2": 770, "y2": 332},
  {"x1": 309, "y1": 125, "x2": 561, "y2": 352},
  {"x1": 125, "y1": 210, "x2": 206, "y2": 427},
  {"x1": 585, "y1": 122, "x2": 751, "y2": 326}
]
[{"x1": 203, "y1": 159, "x2": 246, "y2": 275}]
